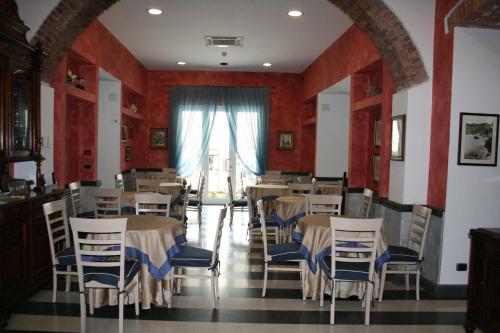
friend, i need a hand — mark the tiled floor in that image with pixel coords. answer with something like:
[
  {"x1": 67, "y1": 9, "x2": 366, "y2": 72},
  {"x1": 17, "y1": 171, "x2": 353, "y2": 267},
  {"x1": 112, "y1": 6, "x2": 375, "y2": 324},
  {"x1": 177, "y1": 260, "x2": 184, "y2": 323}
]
[{"x1": 5, "y1": 205, "x2": 466, "y2": 332}]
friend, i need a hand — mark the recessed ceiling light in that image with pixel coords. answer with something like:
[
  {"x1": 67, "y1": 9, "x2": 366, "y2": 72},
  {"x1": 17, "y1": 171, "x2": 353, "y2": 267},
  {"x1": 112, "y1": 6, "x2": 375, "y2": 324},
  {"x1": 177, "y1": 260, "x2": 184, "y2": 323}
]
[
  {"x1": 263, "y1": 62, "x2": 272, "y2": 67},
  {"x1": 177, "y1": 61, "x2": 186, "y2": 65},
  {"x1": 288, "y1": 10, "x2": 303, "y2": 17},
  {"x1": 147, "y1": 8, "x2": 163, "y2": 15}
]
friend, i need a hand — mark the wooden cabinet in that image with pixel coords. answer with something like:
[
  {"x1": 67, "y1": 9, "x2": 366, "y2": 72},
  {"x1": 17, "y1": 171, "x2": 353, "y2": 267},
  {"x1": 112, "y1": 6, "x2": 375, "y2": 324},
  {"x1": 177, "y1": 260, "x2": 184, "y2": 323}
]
[
  {"x1": 0, "y1": 0, "x2": 43, "y2": 190},
  {"x1": 465, "y1": 228, "x2": 500, "y2": 333}
]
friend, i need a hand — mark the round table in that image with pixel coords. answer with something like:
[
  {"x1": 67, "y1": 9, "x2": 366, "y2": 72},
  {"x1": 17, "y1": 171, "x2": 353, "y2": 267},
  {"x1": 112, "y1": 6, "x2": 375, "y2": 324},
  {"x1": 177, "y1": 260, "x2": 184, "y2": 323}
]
[
  {"x1": 318, "y1": 184, "x2": 343, "y2": 195},
  {"x1": 247, "y1": 184, "x2": 289, "y2": 217},
  {"x1": 93, "y1": 215, "x2": 186, "y2": 309},
  {"x1": 274, "y1": 196, "x2": 306, "y2": 228},
  {"x1": 293, "y1": 214, "x2": 389, "y2": 300}
]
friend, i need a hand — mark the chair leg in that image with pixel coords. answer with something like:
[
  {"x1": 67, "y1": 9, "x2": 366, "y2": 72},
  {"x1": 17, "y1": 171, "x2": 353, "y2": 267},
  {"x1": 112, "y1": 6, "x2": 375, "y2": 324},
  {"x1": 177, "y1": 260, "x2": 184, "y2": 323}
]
[
  {"x1": 262, "y1": 263, "x2": 268, "y2": 297},
  {"x1": 135, "y1": 276, "x2": 140, "y2": 316},
  {"x1": 79, "y1": 290, "x2": 87, "y2": 333},
  {"x1": 65, "y1": 266, "x2": 71, "y2": 292},
  {"x1": 215, "y1": 273, "x2": 220, "y2": 298},
  {"x1": 211, "y1": 274, "x2": 217, "y2": 308},
  {"x1": 330, "y1": 280, "x2": 335, "y2": 325},
  {"x1": 405, "y1": 268, "x2": 410, "y2": 291},
  {"x1": 230, "y1": 206, "x2": 234, "y2": 226},
  {"x1": 378, "y1": 264, "x2": 387, "y2": 302},
  {"x1": 88, "y1": 289, "x2": 94, "y2": 315},
  {"x1": 52, "y1": 270, "x2": 57, "y2": 303},
  {"x1": 320, "y1": 274, "x2": 325, "y2": 307},
  {"x1": 416, "y1": 270, "x2": 420, "y2": 301},
  {"x1": 364, "y1": 282, "x2": 373, "y2": 325},
  {"x1": 118, "y1": 289, "x2": 124, "y2": 333}
]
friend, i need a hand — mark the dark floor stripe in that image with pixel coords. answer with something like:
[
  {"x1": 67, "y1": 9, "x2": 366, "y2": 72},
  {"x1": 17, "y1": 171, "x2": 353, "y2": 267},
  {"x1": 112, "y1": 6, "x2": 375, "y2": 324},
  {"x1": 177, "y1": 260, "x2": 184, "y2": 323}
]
[{"x1": 12, "y1": 302, "x2": 465, "y2": 325}]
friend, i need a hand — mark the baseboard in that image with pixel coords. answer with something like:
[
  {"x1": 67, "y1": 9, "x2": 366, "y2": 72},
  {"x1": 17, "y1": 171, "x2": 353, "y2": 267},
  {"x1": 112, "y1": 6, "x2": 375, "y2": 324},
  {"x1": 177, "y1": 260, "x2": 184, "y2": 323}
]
[{"x1": 421, "y1": 277, "x2": 467, "y2": 299}]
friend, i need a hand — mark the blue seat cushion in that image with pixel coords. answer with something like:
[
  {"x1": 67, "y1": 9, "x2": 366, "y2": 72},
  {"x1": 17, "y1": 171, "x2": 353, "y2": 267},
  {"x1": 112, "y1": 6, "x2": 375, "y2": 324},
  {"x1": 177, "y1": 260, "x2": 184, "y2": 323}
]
[
  {"x1": 170, "y1": 211, "x2": 182, "y2": 220},
  {"x1": 55, "y1": 246, "x2": 76, "y2": 266},
  {"x1": 320, "y1": 256, "x2": 370, "y2": 281},
  {"x1": 232, "y1": 199, "x2": 247, "y2": 207},
  {"x1": 188, "y1": 199, "x2": 199, "y2": 206},
  {"x1": 83, "y1": 260, "x2": 140, "y2": 287},
  {"x1": 267, "y1": 242, "x2": 304, "y2": 261},
  {"x1": 250, "y1": 217, "x2": 280, "y2": 228},
  {"x1": 77, "y1": 211, "x2": 95, "y2": 218},
  {"x1": 121, "y1": 207, "x2": 136, "y2": 215},
  {"x1": 388, "y1": 245, "x2": 419, "y2": 263},
  {"x1": 170, "y1": 245, "x2": 213, "y2": 268},
  {"x1": 190, "y1": 189, "x2": 198, "y2": 195}
]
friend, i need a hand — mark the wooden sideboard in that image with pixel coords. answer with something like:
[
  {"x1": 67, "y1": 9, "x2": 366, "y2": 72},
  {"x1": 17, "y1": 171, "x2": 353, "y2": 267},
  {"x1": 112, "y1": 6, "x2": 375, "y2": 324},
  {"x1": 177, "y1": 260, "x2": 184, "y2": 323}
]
[
  {"x1": 465, "y1": 228, "x2": 500, "y2": 333},
  {"x1": 0, "y1": 189, "x2": 64, "y2": 326}
]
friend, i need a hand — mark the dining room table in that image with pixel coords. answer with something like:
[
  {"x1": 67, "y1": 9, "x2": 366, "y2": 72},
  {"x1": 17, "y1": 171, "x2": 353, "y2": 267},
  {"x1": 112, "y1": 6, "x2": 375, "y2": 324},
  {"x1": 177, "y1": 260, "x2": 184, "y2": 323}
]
[
  {"x1": 318, "y1": 184, "x2": 343, "y2": 195},
  {"x1": 293, "y1": 214, "x2": 390, "y2": 300},
  {"x1": 91, "y1": 215, "x2": 186, "y2": 309},
  {"x1": 247, "y1": 184, "x2": 289, "y2": 217},
  {"x1": 121, "y1": 182, "x2": 184, "y2": 210}
]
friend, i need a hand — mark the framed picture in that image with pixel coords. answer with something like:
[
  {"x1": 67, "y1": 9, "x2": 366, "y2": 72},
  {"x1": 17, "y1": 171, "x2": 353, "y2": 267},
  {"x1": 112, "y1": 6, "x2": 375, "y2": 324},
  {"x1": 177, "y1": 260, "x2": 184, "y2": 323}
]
[
  {"x1": 458, "y1": 113, "x2": 499, "y2": 166},
  {"x1": 391, "y1": 115, "x2": 406, "y2": 160},
  {"x1": 121, "y1": 125, "x2": 127, "y2": 142},
  {"x1": 374, "y1": 118, "x2": 382, "y2": 147},
  {"x1": 278, "y1": 131, "x2": 294, "y2": 150},
  {"x1": 150, "y1": 128, "x2": 168, "y2": 149},
  {"x1": 125, "y1": 146, "x2": 131, "y2": 161},
  {"x1": 373, "y1": 154, "x2": 380, "y2": 182}
]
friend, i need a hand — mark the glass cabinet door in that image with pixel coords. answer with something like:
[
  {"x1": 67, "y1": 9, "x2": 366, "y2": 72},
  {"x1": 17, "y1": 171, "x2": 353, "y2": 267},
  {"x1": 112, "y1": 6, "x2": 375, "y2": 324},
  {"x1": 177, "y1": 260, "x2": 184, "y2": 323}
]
[{"x1": 10, "y1": 69, "x2": 32, "y2": 157}]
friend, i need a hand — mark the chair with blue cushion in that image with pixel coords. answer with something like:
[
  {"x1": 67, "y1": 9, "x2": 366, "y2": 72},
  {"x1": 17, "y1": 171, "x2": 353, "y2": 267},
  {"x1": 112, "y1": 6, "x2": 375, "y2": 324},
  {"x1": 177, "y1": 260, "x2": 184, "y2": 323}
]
[
  {"x1": 358, "y1": 188, "x2": 374, "y2": 218},
  {"x1": 170, "y1": 206, "x2": 227, "y2": 308},
  {"x1": 227, "y1": 176, "x2": 247, "y2": 225},
  {"x1": 378, "y1": 205, "x2": 432, "y2": 302},
  {"x1": 305, "y1": 194, "x2": 342, "y2": 215},
  {"x1": 43, "y1": 199, "x2": 79, "y2": 302},
  {"x1": 70, "y1": 217, "x2": 140, "y2": 333},
  {"x1": 258, "y1": 200, "x2": 306, "y2": 299},
  {"x1": 187, "y1": 175, "x2": 205, "y2": 223},
  {"x1": 135, "y1": 192, "x2": 171, "y2": 217},
  {"x1": 170, "y1": 185, "x2": 191, "y2": 230},
  {"x1": 319, "y1": 216, "x2": 382, "y2": 325},
  {"x1": 68, "y1": 181, "x2": 95, "y2": 218},
  {"x1": 247, "y1": 195, "x2": 279, "y2": 252},
  {"x1": 94, "y1": 188, "x2": 122, "y2": 218}
]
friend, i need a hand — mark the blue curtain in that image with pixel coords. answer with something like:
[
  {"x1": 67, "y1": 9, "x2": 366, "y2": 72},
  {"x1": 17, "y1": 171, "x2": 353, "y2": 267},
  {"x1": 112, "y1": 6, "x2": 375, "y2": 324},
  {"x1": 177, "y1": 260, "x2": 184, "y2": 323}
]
[
  {"x1": 169, "y1": 86, "x2": 269, "y2": 177},
  {"x1": 222, "y1": 87, "x2": 269, "y2": 175},
  {"x1": 168, "y1": 87, "x2": 220, "y2": 177}
]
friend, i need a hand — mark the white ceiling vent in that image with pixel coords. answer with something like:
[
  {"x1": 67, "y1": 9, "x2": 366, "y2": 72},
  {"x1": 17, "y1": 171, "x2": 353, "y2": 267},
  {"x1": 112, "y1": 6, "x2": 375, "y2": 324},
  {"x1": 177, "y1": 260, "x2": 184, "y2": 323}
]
[{"x1": 205, "y1": 36, "x2": 243, "y2": 47}]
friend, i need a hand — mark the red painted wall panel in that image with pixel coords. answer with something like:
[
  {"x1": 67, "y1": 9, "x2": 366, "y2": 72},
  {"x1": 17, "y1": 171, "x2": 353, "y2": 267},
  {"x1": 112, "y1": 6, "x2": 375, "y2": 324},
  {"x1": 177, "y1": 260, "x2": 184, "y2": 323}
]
[{"x1": 427, "y1": 0, "x2": 460, "y2": 208}]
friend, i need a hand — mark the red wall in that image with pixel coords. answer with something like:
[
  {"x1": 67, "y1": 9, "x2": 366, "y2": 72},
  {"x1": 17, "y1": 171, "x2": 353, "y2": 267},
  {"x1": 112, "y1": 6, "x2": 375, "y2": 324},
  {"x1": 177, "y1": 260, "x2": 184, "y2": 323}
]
[
  {"x1": 427, "y1": 0, "x2": 459, "y2": 208},
  {"x1": 145, "y1": 71, "x2": 306, "y2": 172}
]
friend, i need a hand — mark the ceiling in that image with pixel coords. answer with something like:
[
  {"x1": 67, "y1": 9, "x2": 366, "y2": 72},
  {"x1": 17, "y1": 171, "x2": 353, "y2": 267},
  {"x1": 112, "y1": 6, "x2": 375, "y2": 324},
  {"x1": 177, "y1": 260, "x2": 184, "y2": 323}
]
[{"x1": 98, "y1": 0, "x2": 352, "y2": 73}]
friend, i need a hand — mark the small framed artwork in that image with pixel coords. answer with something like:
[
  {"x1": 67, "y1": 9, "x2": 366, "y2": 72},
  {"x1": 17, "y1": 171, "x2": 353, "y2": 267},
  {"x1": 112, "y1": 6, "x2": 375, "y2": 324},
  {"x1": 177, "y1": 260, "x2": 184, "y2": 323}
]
[
  {"x1": 125, "y1": 146, "x2": 131, "y2": 161},
  {"x1": 373, "y1": 154, "x2": 380, "y2": 182},
  {"x1": 458, "y1": 113, "x2": 499, "y2": 166},
  {"x1": 121, "y1": 125, "x2": 127, "y2": 142},
  {"x1": 374, "y1": 118, "x2": 382, "y2": 147},
  {"x1": 391, "y1": 115, "x2": 406, "y2": 160},
  {"x1": 278, "y1": 131, "x2": 294, "y2": 150},
  {"x1": 150, "y1": 128, "x2": 168, "y2": 149}
]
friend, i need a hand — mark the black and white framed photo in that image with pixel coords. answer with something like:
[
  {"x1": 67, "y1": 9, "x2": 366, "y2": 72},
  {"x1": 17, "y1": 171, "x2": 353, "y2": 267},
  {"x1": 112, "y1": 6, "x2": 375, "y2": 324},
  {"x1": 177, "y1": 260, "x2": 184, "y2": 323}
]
[
  {"x1": 278, "y1": 131, "x2": 295, "y2": 150},
  {"x1": 458, "y1": 113, "x2": 499, "y2": 166},
  {"x1": 391, "y1": 115, "x2": 405, "y2": 161}
]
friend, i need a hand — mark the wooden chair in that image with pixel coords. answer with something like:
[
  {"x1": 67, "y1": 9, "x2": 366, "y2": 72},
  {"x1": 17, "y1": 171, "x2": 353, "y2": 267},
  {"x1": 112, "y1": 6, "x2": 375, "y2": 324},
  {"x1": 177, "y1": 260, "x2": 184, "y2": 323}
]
[
  {"x1": 170, "y1": 185, "x2": 191, "y2": 229},
  {"x1": 358, "y1": 188, "x2": 374, "y2": 218},
  {"x1": 187, "y1": 175, "x2": 205, "y2": 222},
  {"x1": 170, "y1": 206, "x2": 227, "y2": 308},
  {"x1": 68, "y1": 181, "x2": 94, "y2": 218},
  {"x1": 320, "y1": 216, "x2": 382, "y2": 325},
  {"x1": 70, "y1": 217, "x2": 140, "y2": 333},
  {"x1": 378, "y1": 205, "x2": 432, "y2": 301},
  {"x1": 288, "y1": 182, "x2": 315, "y2": 196},
  {"x1": 135, "y1": 192, "x2": 171, "y2": 217},
  {"x1": 227, "y1": 176, "x2": 247, "y2": 225},
  {"x1": 305, "y1": 194, "x2": 342, "y2": 215},
  {"x1": 136, "y1": 178, "x2": 159, "y2": 192},
  {"x1": 43, "y1": 199, "x2": 78, "y2": 302},
  {"x1": 94, "y1": 188, "x2": 122, "y2": 218},
  {"x1": 247, "y1": 195, "x2": 280, "y2": 253},
  {"x1": 258, "y1": 200, "x2": 306, "y2": 299},
  {"x1": 239, "y1": 172, "x2": 247, "y2": 198},
  {"x1": 190, "y1": 170, "x2": 203, "y2": 195},
  {"x1": 115, "y1": 173, "x2": 125, "y2": 192}
]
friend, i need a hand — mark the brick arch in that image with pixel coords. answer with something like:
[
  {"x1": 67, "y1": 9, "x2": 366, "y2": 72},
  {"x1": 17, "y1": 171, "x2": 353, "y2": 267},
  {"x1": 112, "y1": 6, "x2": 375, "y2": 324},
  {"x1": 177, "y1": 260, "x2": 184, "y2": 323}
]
[{"x1": 33, "y1": 0, "x2": 428, "y2": 90}]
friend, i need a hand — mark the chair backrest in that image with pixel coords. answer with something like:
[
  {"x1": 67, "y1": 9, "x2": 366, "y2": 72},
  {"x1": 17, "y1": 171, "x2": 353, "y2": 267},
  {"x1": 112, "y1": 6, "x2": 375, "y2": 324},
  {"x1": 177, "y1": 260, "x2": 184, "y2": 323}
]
[
  {"x1": 359, "y1": 188, "x2": 374, "y2": 218},
  {"x1": 135, "y1": 192, "x2": 171, "y2": 216},
  {"x1": 239, "y1": 173, "x2": 246, "y2": 198},
  {"x1": 305, "y1": 194, "x2": 342, "y2": 215},
  {"x1": 197, "y1": 175, "x2": 205, "y2": 201},
  {"x1": 162, "y1": 168, "x2": 178, "y2": 177},
  {"x1": 211, "y1": 206, "x2": 228, "y2": 266},
  {"x1": 115, "y1": 173, "x2": 125, "y2": 192},
  {"x1": 257, "y1": 200, "x2": 269, "y2": 257},
  {"x1": 246, "y1": 192, "x2": 254, "y2": 223},
  {"x1": 408, "y1": 205, "x2": 432, "y2": 259},
  {"x1": 227, "y1": 176, "x2": 234, "y2": 202},
  {"x1": 181, "y1": 185, "x2": 192, "y2": 222},
  {"x1": 70, "y1": 217, "x2": 128, "y2": 289},
  {"x1": 136, "y1": 178, "x2": 159, "y2": 192},
  {"x1": 330, "y1": 216, "x2": 382, "y2": 281},
  {"x1": 43, "y1": 199, "x2": 71, "y2": 265},
  {"x1": 265, "y1": 170, "x2": 281, "y2": 175},
  {"x1": 94, "y1": 188, "x2": 122, "y2": 218},
  {"x1": 131, "y1": 168, "x2": 137, "y2": 193},
  {"x1": 68, "y1": 181, "x2": 82, "y2": 217},
  {"x1": 261, "y1": 174, "x2": 282, "y2": 181},
  {"x1": 288, "y1": 183, "x2": 314, "y2": 196}
]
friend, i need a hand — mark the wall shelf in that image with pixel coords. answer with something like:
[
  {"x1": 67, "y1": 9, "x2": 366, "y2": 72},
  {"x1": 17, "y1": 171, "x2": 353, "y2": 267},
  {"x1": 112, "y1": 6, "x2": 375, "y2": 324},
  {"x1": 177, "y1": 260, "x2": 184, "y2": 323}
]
[
  {"x1": 303, "y1": 116, "x2": 317, "y2": 126},
  {"x1": 66, "y1": 85, "x2": 96, "y2": 104},
  {"x1": 351, "y1": 94, "x2": 382, "y2": 112},
  {"x1": 121, "y1": 107, "x2": 144, "y2": 120}
]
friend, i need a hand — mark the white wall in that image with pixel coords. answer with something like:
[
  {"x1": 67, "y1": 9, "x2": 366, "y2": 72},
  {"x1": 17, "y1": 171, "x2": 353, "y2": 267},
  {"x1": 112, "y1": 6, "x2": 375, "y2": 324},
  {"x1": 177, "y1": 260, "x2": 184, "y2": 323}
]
[
  {"x1": 98, "y1": 78, "x2": 121, "y2": 188},
  {"x1": 384, "y1": 0, "x2": 436, "y2": 204},
  {"x1": 315, "y1": 93, "x2": 350, "y2": 177},
  {"x1": 440, "y1": 28, "x2": 500, "y2": 284},
  {"x1": 13, "y1": 83, "x2": 54, "y2": 185}
]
